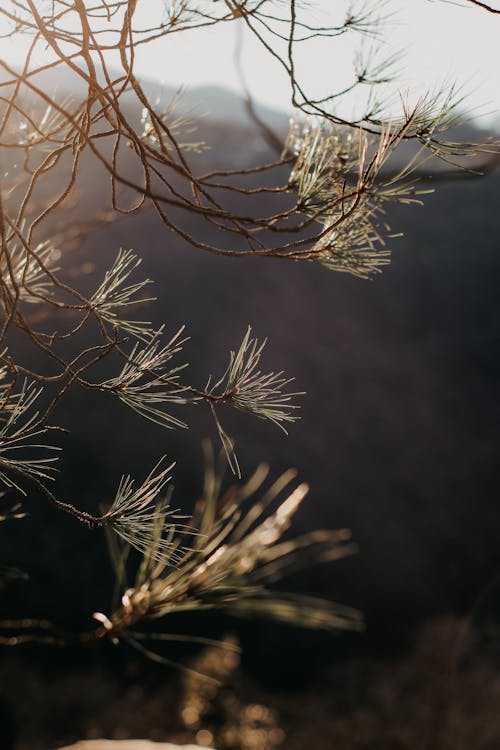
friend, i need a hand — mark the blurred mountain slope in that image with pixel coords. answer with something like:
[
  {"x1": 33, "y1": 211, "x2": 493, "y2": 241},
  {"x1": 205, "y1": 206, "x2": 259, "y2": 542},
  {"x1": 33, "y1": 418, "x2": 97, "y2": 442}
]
[{"x1": 2, "y1": 76, "x2": 500, "y2": 674}]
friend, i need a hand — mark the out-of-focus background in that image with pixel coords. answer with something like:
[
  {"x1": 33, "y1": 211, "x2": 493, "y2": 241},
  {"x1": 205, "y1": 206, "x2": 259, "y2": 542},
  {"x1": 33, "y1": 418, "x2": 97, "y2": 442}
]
[{"x1": 1, "y1": 2, "x2": 500, "y2": 748}]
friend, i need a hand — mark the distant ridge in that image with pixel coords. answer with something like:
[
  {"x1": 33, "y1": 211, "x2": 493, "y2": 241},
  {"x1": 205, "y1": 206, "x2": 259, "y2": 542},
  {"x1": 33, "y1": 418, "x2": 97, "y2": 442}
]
[
  {"x1": 2, "y1": 63, "x2": 288, "y2": 129},
  {"x1": 145, "y1": 81, "x2": 289, "y2": 130}
]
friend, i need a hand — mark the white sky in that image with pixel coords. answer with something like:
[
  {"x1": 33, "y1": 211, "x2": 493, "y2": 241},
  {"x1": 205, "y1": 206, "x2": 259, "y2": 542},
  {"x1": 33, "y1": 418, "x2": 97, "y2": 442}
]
[{"x1": 2, "y1": 1, "x2": 500, "y2": 127}]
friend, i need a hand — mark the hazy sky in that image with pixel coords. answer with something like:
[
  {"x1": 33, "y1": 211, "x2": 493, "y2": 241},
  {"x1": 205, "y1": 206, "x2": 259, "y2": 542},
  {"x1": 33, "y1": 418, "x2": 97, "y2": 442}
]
[
  {"x1": 2, "y1": 1, "x2": 500, "y2": 126},
  {"x1": 132, "y1": 0, "x2": 500, "y2": 126}
]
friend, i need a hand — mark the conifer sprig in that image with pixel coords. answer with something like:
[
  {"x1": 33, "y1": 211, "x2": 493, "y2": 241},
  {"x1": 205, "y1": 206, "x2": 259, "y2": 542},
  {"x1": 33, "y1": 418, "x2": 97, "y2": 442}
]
[
  {"x1": 1, "y1": 240, "x2": 60, "y2": 304},
  {"x1": 0, "y1": 379, "x2": 59, "y2": 494},
  {"x1": 90, "y1": 248, "x2": 156, "y2": 341},
  {"x1": 104, "y1": 326, "x2": 190, "y2": 429},
  {"x1": 97, "y1": 460, "x2": 362, "y2": 642},
  {"x1": 207, "y1": 327, "x2": 302, "y2": 476},
  {"x1": 105, "y1": 458, "x2": 188, "y2": 563}
]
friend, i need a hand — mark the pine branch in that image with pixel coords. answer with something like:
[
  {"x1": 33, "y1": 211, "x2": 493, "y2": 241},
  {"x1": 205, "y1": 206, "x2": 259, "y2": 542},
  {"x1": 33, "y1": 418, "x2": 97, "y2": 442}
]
[{"x1": 97, "y1": 459, "x2": 363, "y2": 644}]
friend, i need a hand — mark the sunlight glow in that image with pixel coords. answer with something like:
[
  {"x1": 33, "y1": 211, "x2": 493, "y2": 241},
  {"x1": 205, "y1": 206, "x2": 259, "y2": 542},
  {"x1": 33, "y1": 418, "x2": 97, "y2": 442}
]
[{"x1": 0, "y1": 1, "x2": 498, "y2": 126}]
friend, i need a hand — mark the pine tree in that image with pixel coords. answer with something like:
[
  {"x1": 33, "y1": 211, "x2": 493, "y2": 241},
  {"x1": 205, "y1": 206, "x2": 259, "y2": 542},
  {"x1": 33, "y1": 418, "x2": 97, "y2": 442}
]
[{"x1": 0, "y1": 0, "x2": 497, "y2": 666}]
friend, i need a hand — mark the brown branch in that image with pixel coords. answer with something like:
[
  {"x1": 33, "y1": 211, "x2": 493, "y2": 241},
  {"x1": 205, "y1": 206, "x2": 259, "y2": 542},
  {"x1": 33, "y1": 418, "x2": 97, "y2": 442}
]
[{"x1": 465, "y1": 0, "x2": 500, "y2": 12}]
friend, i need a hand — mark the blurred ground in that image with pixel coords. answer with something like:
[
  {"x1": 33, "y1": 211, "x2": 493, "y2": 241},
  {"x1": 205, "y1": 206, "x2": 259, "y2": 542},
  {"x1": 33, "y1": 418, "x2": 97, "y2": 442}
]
[
  {"x1": 1, "y1": 99, "x2": 500, "y2": 747},
  {"x1": 2, "y1": 618, "x2": 500, "y2": 749}
]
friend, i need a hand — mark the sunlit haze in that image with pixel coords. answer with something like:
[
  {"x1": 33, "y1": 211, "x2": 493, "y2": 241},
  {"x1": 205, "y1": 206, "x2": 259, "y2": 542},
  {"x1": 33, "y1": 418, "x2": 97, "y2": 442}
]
[{"x1": 2, "y1": 1, "x2": 500, "y2": 127}]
